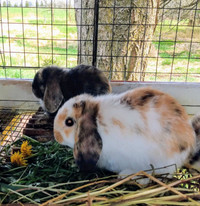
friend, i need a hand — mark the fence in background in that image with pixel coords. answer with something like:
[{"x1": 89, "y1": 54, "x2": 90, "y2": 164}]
[{"x1": 0, "y1": 0, "x2": 200, "y2": 82}]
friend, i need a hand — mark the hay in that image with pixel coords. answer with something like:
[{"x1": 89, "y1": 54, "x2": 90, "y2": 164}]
[{"x1": 0, "y1": 135, "x2": 200, "y2": 205}]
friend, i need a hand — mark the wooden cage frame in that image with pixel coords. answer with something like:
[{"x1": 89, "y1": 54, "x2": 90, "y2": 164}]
[{"x1": 0, "y1": 79, "x2": 200, "y2": 115}]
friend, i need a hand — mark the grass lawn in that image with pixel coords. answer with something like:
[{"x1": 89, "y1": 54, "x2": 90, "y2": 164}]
[
  {"x1": 0, "y1": 7, "x2": 200, "y2": 82},
  {"x1": 145, "y1": 21, "x2": 200, "y2": 82},
  {"x1": 0, "y1": 7, "x2": 78, "y2": 79}
]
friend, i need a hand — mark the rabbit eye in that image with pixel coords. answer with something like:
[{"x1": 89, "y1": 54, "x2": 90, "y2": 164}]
[{"x1": 65, "y1": 117, "x2": 74, "y2": 127}]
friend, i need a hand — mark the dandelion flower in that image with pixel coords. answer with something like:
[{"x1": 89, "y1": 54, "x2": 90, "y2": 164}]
[
  {"x1": 21, "y1": 140, "x2": 32, "y2": 157},
  {"x1": 10, "y1": 151, "x2": 27, "y2": 166}
]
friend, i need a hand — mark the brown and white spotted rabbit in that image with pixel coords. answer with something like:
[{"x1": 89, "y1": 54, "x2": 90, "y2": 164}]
[{"x1": 53, "y1": 87, "x2": 197, "y2": 177}]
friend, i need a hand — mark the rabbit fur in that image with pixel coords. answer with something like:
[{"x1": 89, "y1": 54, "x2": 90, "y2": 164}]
[
  {"x1": 54, "y1": 87, "x2": 196, "y2": 176},
  {"x1": 185, "y1": 114, "x2": 200, "y2": 171},
  {"x1": 32, "y1": 64, "x2": 111, "y2": 115}
]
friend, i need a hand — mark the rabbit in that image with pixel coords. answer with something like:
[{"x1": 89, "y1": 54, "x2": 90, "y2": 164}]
[
  {"x1": 184, "y1": 114, "x2": 200, "y2": 171},
  {"x1": 53, "y1": 87, "x2": 196, "y2": 177},
  {"x1": 32, "y1": 64, "x2": 111, "y2": 115}
]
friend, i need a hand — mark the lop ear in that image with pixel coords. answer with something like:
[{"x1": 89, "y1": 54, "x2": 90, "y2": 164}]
[
  {"x1": 44, "y1": 78, "x2": 64, "y2": 113},
  {"x1": 32, "y1": 71, "x2": 44, "y2": 99},
  {"x1": 73, "y1": 102, "x2": 102, "y2": 171}
]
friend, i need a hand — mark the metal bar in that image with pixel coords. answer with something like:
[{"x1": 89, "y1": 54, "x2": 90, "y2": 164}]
[
  {"x1": 0, "y1": 0, "x2": 6, "y2": 73},
  {"x1": 1, "y1": 21, "x2": 200, "y2": 28},
  {"x1": 169, "y1": 0, "x2": 182, "y2": 82},
  {"x1": 1, "y1": 6, "x2": 200, "y2": 11},
  {"x1": 6, "y1": 0, "x2": 12, "y2": 68},
  {"x1": 109, "y1": 0, "x2": 117, "y2": 80},
  {"x1": 155, "y1": 2, "x2": 165, "y2": 81},
  {"x1": 139, "y1": 0, "x2": 149, "y2": 81},
  {"x1": 36, "y1": 0, "x2": 40, "y2": 70},
  {"x1": 21, "y1": 0, "x2": 26, "y2": 78},
  {"x1": 79, "y1": 0, "x2": 83, "y2": 64},
  {"x1": 185, "y1": 1, "x2": 198, "y2": 82},
  {"x1": 66, "y1": 0, "x2": 68, "y2": 68},
  {"x1": 0, "y1": 51, "x2": 200, "y2": 60},
  {"x1": 1, "y1": 36, "x2": 200, "y2": 44},
  {"x1": 0, "y1": 1, "x2": 199, "y2": 83},
  {"x1": 123, "y1": 1, "x2": 134, "y2": 81},
  {"x1": 51, "y1": 0, "x2": 54, "y2": 64},
  {"x1": 92, "y1": 0, "x2": 99, "y2": 67}
]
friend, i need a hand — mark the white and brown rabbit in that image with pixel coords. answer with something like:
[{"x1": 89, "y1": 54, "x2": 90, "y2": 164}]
[
  {"x1": 32, "y1": 64, "x2": 111, "y2": 115},
  {"x1": 53, "y1": 87, "x2": 196, "y2": 177}
]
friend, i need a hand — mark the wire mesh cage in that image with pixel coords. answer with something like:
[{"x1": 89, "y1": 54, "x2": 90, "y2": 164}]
[
  {"x1": 0, "y1": 0, "x2": 200, "y2": 150},
  {"x1": 0, "y1": 109, "x2": 33, "y2": 149},
  {"x1": 0, "y1": 0, "x2": 199, "y2": 81},
  {"x1": 1, "y1": 1, "x2": 200, "y2": 204}
]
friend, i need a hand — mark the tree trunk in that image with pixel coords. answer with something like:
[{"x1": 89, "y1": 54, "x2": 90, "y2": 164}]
[{"x1": 74, "y1": 0, "x2": 159, "y2": 81}]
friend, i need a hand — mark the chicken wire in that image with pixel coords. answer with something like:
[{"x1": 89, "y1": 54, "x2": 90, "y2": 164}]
[
  {"x1": 0, "y1": 107, "x2": 34, "y2": 151},
  {"x1": 0, "y1": 0, "x2": 200, "y2": 150},
  {"x1": 0, "y1": 0, "x2": 199, "y2": 82}
]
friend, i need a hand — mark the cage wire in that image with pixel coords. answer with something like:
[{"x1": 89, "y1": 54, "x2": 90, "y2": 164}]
[
  {"x1": 0, "y1": 0, "x2": 200, "y2": 147},
  {"x1": 0, "y1": 108, "x2": 34, "y2": 152},
  {"x1": 0, "y1": 0, "x2": 199, "y2": 81}
]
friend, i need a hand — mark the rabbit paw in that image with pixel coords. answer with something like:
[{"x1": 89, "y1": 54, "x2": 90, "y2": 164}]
[{"x1": 118, "y1": 170, "x2": 150, "y2": 185}]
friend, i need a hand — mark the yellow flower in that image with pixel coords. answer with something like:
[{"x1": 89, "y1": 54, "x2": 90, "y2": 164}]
[
  {"x1": 10, "y1": 151, "x2": 27, "y2": 166},
  {"x1": 21, "y1": 141, "x2": 32, "y2": 157}
]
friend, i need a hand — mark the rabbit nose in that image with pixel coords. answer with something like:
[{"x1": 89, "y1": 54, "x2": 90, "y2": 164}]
[{"x1": 76, "y1": 157, "x2": 98, "y2": 172}]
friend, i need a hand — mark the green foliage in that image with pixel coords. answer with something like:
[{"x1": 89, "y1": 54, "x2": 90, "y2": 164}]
[
  {"x1": 0, "y1": 136, "x2": 113, "y2": 204},
  {"x1": 3, "y1": 1, "x2": 7, "y2": 7},
  {"x1": 25, "y1": 1, "x2": 29, "y2": 8},
  {"x1": 153, "y1": 40, "x2": 175, "y2": 51},
  {"x1": 0, "y1": 68, "x2": 21, "y2": 78},
  {"x1": 0, "y1": 7, "x2": 78, "y2": 78},
  {"x1": 0, "y1": 135, "x2": 200, "y2": 205},
  {"x1": 162, "y1": 59, "x2": 171, "y2": 66},
  {"x1": 40, "y1": 56, "x2": 60, "y2": 67}
]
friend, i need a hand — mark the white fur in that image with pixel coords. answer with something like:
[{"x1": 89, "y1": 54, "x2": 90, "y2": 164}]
[
  {"x1": 54, "y1": 89, "x2": 195, "y2": 176},
  {"x1": 39, "y1": 99, "x2": 45, "y2": 111}
]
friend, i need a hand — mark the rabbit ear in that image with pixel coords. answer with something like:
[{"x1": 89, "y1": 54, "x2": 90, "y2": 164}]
[
  {"x1": 44, "y1": 78, "x2": 64, "y2": 113},
  {"x1": 32, "y1": 71, "x2": 44, "y2": 99},
  {"x1": 73, "y1": 102, "x2": 102, "y2": 171}
]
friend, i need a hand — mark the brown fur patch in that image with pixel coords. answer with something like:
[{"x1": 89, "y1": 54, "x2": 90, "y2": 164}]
[
  {"x1": 179, "y1": 143, "x2": 187, "y2": 152},
  {"x1": 97, "y1": 113, "x2": 105, "y2": 126},
  {"x1": 159, "y1": 95, "x2": 194, "y2": 155},
  {"x1": 121, "y1": 87, "x2": 195, "y2": 156},
  {"x1": 174, "y1": 121, "x2": 194, "y2": 146},
  {"x1": 73, "y1": 102, "x2": 102, "y2": 171},
  {"x1": 97, "y1": 113, "x2": 108, "y2": 133},
  {"x1": 156, "y1": 95, "x2": 188, "y2": 120},
  {"x1": 120, "y1": 88, "x2": 164, "y2": 122},
  {"x1": 121, "y1": 87, "x2": 163, "y2": 109},
  {"x1": 112, "y1": 118, "x2": 125, "y2": 130},
  {"x1": 54, "y1": 130, "x2": 63, "y2": 143},
  {"x1": 73, "y1": 100, "x2": 99, "y2": 121},
  {"x1": 164, "y1": 119, "x2": 194, "y2": 156},
  {"x1": 73, "y1": 101, "x2": 85, "y2": 119},
  {"x1": 57, "y1": 108, "x2": 68, "y2": 125},
  {"x1": 73, "y1": 144, "x2": 78, "y2": 159},
  {"x1": 85, "y1": 101, "x2": 99, "y2": 116},
  {"x1": 64, "y1": 127, "x2": 73, "y2": 138},
  {"x1": 75, "y1": 128, "x2": 79, "y2": 143}
]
